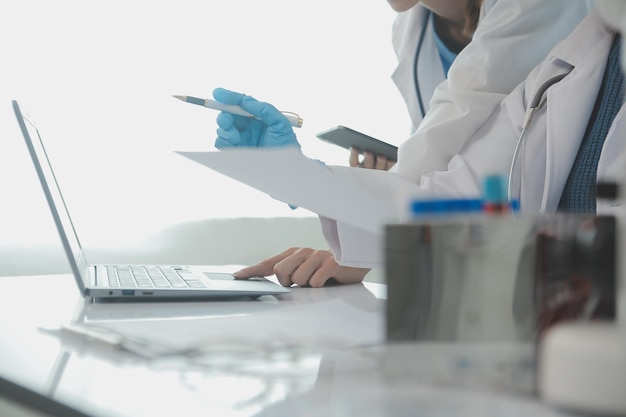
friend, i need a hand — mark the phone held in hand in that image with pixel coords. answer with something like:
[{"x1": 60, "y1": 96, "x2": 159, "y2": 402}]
[{"x1": 316, "y1": 125, "x2": 398, "y2": 161}]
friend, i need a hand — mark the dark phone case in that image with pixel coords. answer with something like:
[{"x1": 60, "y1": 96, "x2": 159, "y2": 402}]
[{"x1": 316, "y1": 125, "x2": 398, "y2": 161}]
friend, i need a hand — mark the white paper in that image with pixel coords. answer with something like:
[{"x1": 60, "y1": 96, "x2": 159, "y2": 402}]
[{"x1": 176, "y1": 148, "x2": 421, "y2": 235}]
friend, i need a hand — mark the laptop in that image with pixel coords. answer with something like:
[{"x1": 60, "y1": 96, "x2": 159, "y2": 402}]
[{"x1": 11, "y1": 100, "x2": 290, "y2": 300}]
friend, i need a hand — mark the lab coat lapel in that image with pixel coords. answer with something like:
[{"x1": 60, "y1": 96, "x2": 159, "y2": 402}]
[
  {"x1": 416, "y1": 19, "x2": 445, "y2": 115},
  {"x1": 539, "y1": 12, "x2": 614, "y2": 212},
  {"x1": 391, "y1": 5, "x2": 445, "y2": 131}
]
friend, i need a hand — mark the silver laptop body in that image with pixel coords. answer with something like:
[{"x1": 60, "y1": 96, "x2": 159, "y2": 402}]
[{"x1": 12, "y1": 100, "x2": 290, "y2": 300}]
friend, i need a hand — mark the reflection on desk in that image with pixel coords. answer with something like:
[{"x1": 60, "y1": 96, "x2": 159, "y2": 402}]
[{"x1": 0, "y1": 272, "x2": 582, "y2": 417}]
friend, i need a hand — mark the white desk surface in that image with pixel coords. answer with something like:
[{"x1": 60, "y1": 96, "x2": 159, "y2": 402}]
[{"x1": 0, "y1": 271, "x2": 580, "y2": 417}]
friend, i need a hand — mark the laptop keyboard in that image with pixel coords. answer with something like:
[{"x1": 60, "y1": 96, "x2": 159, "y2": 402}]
[{"x1": 105, "y1": 266, "x2": 206, "y2": 288}]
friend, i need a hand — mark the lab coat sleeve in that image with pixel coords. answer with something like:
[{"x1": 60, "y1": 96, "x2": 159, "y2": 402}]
[
  {"x1": 322, "y1": 76, "x2": 533, "y2": 268},
  {"x1": 320, "y1": 216, "x2": 385, "y2": 268},
  {"x1": 397, "y1": 0, "x2": 592, "y2": 183}
]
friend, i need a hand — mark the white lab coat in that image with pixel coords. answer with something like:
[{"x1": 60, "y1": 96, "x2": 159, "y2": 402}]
[
  {"x1": 390, "y1": 4, "x2": 445, "y2": 133},
  {"x1": 391, "y1": 1, "x2": 502, "y2": 133},
  {"x1": 396, "y1": 0, "x2": 595, "y2": 183},
  {"x1": 512, "y1": 10, "x2": 623, "y2": 215},
  {"x1": 321, "y1": 6, "x2": 621, "y2": 270}
]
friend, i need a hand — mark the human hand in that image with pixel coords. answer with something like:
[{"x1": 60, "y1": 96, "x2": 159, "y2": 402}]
[
  {"x1": 213, "y1": 87, "x2": 300, "y2": 149},
  {"x1": 349, "y1": 147, "x2": 396, "y2": 170},
  {"x1": 232, "y1": 247, "x2": 370, "y2": 288}
]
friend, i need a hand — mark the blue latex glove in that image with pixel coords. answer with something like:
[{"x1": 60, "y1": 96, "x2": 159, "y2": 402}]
[{"x1": 213, "y1": 88, "x2": 300, "y2": 149}]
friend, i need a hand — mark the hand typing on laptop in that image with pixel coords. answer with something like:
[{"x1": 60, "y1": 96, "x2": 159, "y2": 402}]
[{"x1": 232, "y1": 247, "x2": 370, "y2": 288}]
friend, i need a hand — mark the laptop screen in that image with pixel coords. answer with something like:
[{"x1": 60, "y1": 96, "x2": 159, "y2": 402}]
[{"x1": 12, "y1": 101, "x2": 88, "y2": 292}]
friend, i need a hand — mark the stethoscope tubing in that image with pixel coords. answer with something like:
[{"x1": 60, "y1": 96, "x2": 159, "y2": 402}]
[
  {"x1": 413, "y1": 10, "x2": 431, "y2": 119},
  {"x1": 507, "y1": 73, "x2": 570, "y2": 204}
]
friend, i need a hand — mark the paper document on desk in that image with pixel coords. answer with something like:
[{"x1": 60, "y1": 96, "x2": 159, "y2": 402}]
[{"x1": 176, "y1": 148, "x2": 419, "y2": 234}]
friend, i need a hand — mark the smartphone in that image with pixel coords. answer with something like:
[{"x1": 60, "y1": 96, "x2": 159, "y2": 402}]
[{"x1": 316, "y1": 125, "x2": 398, "y2": 161}]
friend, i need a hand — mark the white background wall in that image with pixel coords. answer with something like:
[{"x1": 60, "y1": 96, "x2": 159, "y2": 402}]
[{"x1": 0, "y1": 1, "x2": 409, "y2": 249}]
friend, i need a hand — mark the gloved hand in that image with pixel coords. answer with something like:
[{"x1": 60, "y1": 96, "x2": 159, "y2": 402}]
[{"x1": 213, "y1": 88, "x2": 300, "y2": 149}]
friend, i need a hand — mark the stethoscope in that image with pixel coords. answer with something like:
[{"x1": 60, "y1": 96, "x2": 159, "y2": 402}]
[
  {"x1": 413, "y1": 10, "x2": 431, "y2": 119},
  {"x1": 506, "y1": 72, "x2": 571, "y2": 204},
  {"x1": 413, "y1": 10, "x2": 570, "y2": 207}
]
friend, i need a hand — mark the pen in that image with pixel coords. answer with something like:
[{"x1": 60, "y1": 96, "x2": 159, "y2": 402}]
[
  {"x1": 41, "y1": 324, "x2": 163, "y2": 358},
  {"x1": 58, "y1": 323, "x2": 124, "y2": 347},
  {"x1": 173, "y1": 95, "x2": 303, "y2": 128}
]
